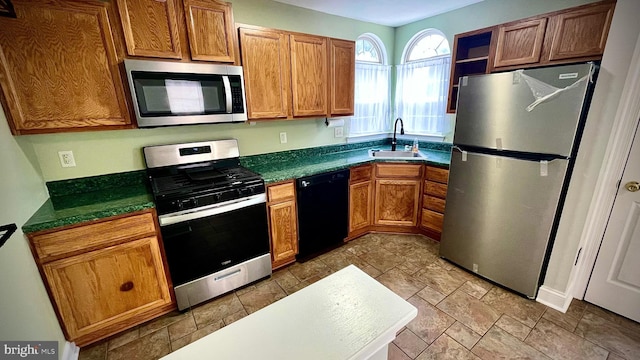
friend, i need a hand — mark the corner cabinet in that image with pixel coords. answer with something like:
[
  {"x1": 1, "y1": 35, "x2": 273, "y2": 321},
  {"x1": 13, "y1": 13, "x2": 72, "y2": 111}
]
[
  {"x1": 28, "y1": 209, "x2": 174, "y2": 347},
  {"x1": 420, "y1": 166, "x2": 449, "y2": 240},
  {"x1": 0, "y1": 0, "x2": 133, "y2": 135},
  {"x1": 373, "y1": 164, "x2": 422, "y2": 228},
  {"x1": 238, "y1": 25, "x2": 355, "y2": 120},
  {"x1": 117, "y1": 0, "x2": 238, "y2": 63},
  {"x1": 348, "y1": 164, "x2": 373, "y2": 239},
  {"x1": 267, "y1": 181, "x2": 299, "y2": 269}
]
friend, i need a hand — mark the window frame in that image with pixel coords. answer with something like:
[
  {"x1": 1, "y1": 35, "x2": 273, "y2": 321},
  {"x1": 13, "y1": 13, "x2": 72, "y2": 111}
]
[
  {"x1": 355, "y1": 34, "x2": 387, "y2": 65},
  {"x1": 401, "y1": 29, "x2": 450, "y2": 64}
]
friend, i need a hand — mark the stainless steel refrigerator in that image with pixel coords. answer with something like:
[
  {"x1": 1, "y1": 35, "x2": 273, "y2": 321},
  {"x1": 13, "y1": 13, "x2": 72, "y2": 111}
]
[{"x1": 440, "y1": 62, "x2": 598, "y2": 298}]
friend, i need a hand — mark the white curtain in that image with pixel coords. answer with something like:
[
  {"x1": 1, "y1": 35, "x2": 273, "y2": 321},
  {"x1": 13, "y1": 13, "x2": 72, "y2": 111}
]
[
  {"x1": 395, "y1": 55, "x2": 450, "y2": 135},
  {"x1": 350, "y1": 63, "x2": 391, "y2": 135}
]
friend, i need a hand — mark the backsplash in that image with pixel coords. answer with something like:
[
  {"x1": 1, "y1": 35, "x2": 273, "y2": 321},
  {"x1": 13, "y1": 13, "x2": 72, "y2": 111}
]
[
  {"x1": 47, "y1": 170, "x2": 148, "y2": 198},
  {"x1": 241, "y1": 138, "x2": 451, "y2": 168}
]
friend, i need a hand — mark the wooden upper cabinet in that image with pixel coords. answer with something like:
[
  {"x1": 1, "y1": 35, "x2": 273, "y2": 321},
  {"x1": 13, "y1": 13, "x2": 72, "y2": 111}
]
[
  {"x1": 239, "y1": 28, "x2": 291, "y2": 119},
  {"x1": 545, "y1": 2, "x2": 614, "y2": 62},
  {"x1": 290, "y1": 34, "x2": 328, "y2": 117},
  {"x1": 183, "y1": 0, "x2": 236, "y2": 63},
  {"x1": 0, "y1": 0, "x2": 132, "y2": 135},
  {"x1": 329, "y1": 39, "x2": 355, "y2": 116},
  {"x1": 494, "y1": 18, "x2": 547, "y2": 68},
  {"x1": 117, "y1": 0, "x2": 182, "y2": 59}
]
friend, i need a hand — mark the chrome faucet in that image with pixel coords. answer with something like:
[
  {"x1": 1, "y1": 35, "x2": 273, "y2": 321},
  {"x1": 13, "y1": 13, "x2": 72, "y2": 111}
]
[{"x1": 391, "y1": 118, "x2": 405, "y2": 151}]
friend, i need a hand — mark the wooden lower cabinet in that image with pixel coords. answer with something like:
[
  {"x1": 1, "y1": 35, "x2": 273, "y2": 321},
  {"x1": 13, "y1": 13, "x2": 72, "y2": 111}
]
[
  {"x1": 349, "y1": 181, "x2": 373, "y2": 232},
  {"x1": 374, "y1": 179, "x2": 421, "y2": 227},
  {"x1": 421, "y1": 166, "x2": 450, "y2": 240},
  {"x1": 372, "y1": 163, "x2": 423, "y2": 229},
  {"x1": 28, "y1": 209, "x2": 174, "y2": 346},
  {"x1": 348, "y1": 164, "x2": 373, "y2": 238},
  {"x1": 267, "y1": 181, "x2": 298, "y2": 269}
]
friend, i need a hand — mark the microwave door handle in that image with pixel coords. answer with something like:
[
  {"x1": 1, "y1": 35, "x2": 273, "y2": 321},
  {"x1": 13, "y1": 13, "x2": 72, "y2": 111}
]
[{"x1": 222, "y1": 75, "x2": 232, "y2": 114}]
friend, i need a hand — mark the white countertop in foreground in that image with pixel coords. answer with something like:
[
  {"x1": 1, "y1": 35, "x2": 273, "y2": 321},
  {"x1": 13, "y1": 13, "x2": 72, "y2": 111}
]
[{"x1": 161, "y1": 265, "x2": 418, "y2": 360}]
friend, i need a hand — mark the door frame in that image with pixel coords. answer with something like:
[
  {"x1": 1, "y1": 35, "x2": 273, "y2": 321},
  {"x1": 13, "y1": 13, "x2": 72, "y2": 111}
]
[{"x1": 572, "y1": 33, "x2": 640, "y2": 299}]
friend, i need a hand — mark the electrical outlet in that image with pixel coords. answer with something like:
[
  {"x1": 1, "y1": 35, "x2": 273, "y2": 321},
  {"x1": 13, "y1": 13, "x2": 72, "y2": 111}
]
[
  {"x1": 58, "y1": 150, "x2": 76, "y2": 168},
  {"x1": 279, "y1": 132, "x2": 287, "y2": 144},
  {"x1": 334, "y1": 127, "x2": 344, "y2": 138}
]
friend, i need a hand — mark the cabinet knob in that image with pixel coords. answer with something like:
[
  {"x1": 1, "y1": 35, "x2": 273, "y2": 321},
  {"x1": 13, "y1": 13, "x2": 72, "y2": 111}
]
[{"x1": 120, "y1": 281, "x2": 134, "y2": 292}]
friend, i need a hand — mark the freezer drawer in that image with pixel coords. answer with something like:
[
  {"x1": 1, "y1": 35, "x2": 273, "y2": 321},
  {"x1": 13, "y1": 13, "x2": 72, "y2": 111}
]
[
  {"x1": 455, "y1": 63, "x2": 594, "y2": 157},
  {"x1": 440, "y1": 149, "x2": 568, "y2": 297}
]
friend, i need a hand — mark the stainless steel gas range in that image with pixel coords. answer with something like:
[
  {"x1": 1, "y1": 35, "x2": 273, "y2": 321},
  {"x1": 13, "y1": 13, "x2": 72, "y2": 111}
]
[{"x1": 144, "y1": 139, "x2": 271, "y2": 310}]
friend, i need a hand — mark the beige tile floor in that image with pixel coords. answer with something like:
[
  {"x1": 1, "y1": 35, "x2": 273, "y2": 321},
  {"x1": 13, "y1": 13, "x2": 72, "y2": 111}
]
[{"x1": 79, "y1": 233, "x2": 640, "y2": 360}]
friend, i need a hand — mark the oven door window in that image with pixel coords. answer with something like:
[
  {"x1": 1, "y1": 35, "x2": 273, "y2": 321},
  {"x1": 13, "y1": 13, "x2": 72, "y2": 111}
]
[
  {"x1": 131, "y1": 71, "x2": 227, "y2": 117},
  {"x1": 160, "y1": 203, "x2": 270, "y2": 286}
]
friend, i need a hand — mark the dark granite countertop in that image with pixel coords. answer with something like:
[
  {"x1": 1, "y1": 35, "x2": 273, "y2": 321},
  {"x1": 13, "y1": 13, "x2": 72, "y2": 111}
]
[
  {"x1": 244, "y1": 145, "x2": 451, "y2": 184},
  {"x1": 22, "y1": 140, "x2": 451, "y2": 233}
]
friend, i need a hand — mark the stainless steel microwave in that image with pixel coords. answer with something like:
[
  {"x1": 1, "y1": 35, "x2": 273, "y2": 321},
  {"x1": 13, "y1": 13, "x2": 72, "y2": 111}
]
[{"x1": 124, "y1": 59, "x2": 247, "y2": 127}]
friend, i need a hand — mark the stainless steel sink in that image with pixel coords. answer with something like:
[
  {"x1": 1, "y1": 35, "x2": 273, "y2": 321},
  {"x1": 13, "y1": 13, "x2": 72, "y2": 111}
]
[{"x1": 368, "y1": 150, "x2": 425, "y2": 159}]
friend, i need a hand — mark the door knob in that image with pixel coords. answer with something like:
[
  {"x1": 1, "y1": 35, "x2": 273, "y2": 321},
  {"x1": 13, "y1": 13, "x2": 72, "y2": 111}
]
[{"x1": 625, "y1": 181, "x2": 640, "y2": 192}]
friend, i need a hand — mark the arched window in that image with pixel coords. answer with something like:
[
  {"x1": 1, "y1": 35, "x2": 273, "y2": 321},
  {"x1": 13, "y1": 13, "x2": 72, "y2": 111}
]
[
  {"x1": 396, "y1": 29, "x2": 451, "y2": 135},
  {"x1": 356, "y1": 35, "x2": 385, "y2": 64},
  {"x1": 403, "y1": 30, "x2": 450, "y2": 63},
  {"x1": 351, "y1": 34, "x2": 391, "y2": 136}
]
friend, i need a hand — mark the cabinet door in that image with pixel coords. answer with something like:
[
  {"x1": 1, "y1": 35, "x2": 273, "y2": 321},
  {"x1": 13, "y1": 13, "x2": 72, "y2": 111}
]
[
  {"x1": 290, "y1": 34, "x2": 328, "y2": 117},
  {"x1": 43, "y1": 237, "x2": 172, "y2": 342},
  {"x1": 329, "y1": 39, "x2": 355, "y2": 116},
  {"x1": 546, "y1": 3, "x2": 614, "y2": 61},
  {"x1": 374, "y1": 179, "x2": 420, "y2": 227},
  {"x1": 183, "y1": 0, "x2": 235, "y2": 62},
  {"x1": 117, "y1": 0, "x2": 182, "y2": 59},
  {"x1": 268, "y1": 200, "x2": 298, "y2": 269},
  {"x1": 0, "y1": 0, "x2": 132, "y2": 134},
  {"x1": 494, "y1": 18, "x2": 547, "y2": 68},
  {"x1": 349, "y1": 181, "x2": 373, "y2": 233},
  {"x1": 239, "y1": 28, "x2": 291, "y2": 119}
]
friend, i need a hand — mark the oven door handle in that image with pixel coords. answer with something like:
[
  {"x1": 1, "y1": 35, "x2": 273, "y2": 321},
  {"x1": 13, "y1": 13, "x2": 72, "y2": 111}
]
[{"x1": 159, "y1": 193, "x2": 266, "y2": 226}]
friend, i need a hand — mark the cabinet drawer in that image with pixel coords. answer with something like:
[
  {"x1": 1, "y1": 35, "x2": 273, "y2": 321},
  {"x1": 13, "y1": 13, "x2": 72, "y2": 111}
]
[
  {"x1": 425, "y1": 181, "x2": 448, "y2": 199},
  {"x1": 350, "y1": 164, "x2": 372, "y2": 183},
  {"x1": 31, "y1": 212, "x2": 157, "y2": 261},
  {"x1": 421, "y1": 209, "x2": 444, "y2": 232},
  {"x1": 376, "y1": 163, "x2": 422, "y2": 178},
  {"x1": 424, "y1": 195, "x2": 446, "y2": 214},
  {"x1": 268, "y1": 181, "x2": 295, "y2": 202},
  {"x1": 426, "y1": 166, "x2": 449, "y2": 184}
]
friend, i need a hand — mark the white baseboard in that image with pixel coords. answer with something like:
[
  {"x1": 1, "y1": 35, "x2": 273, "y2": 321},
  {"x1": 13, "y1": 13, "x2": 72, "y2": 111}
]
[
  {"x1": 536, "y1": 285, "x2": 573, "y2": 312},
  {"x1": 61, "y1": 341, "x2": 79, "y2": 360}
]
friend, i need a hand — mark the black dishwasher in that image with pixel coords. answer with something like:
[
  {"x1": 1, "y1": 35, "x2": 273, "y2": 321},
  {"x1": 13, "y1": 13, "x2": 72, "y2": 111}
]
[{"x1": 296, "y1": 169, "x2": 350, "y2": 260}]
